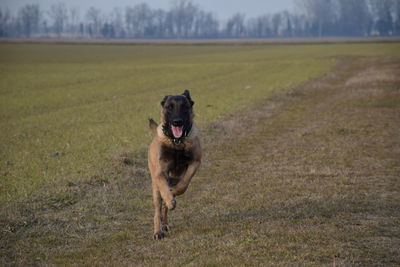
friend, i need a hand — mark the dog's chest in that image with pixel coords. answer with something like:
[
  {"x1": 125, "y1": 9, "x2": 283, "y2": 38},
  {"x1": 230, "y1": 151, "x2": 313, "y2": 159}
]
[{"x1": 160, "y1": 145, "x2": 194, "y2": 177}]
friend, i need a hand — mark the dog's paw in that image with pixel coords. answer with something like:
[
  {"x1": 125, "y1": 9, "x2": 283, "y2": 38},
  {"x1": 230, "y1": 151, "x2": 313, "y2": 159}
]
[
  {"x1": 167, "y1": 199, "x2": 176, "y2": 210},
  {"x1": 161, "y1": 225, "x2": 170, "y2": 232},
  {"x1": 153, "y1": 231, "x2": 165, "y2": 240}
]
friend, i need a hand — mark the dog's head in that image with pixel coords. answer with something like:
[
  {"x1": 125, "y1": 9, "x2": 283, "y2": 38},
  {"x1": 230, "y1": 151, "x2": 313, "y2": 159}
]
[{"x1": 161, "y1": 90, "x2": 195, "y2": 141}]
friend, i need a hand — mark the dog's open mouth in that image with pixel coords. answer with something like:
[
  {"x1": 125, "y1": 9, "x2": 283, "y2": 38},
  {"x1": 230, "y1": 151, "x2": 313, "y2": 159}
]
[{"x1": 171, "y1": 125, "x2": 183, "y2": 138}]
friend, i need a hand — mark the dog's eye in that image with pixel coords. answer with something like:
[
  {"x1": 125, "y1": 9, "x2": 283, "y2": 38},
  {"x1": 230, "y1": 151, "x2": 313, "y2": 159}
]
[{"x1": 168, "y1": 104, "x2": 174, "y2": 110}]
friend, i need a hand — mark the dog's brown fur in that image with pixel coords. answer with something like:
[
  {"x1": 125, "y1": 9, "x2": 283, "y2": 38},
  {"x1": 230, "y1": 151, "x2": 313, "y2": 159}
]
[{"x1": 148, "y1": 90, "x2": 202, "y2": 240}]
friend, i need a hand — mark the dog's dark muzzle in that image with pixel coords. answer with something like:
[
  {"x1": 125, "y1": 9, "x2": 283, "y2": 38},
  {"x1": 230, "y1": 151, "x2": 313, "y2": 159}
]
[{"x1": 172, "y1": 118, "x2": 184, "y2": 127}]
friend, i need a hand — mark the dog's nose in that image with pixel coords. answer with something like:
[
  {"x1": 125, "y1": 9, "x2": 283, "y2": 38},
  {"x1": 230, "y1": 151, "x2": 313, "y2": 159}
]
[{"x1": 172, "y1": 119, "x2": 183, "y2": 126}]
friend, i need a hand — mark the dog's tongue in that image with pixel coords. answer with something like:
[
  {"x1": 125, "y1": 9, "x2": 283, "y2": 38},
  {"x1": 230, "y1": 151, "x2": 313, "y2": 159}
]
[{"x1": 171, "y1": 125, "x2": 183, "y2": 138}]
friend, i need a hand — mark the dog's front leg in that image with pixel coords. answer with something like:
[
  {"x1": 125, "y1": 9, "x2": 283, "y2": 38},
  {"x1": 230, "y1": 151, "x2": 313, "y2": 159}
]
[
  {"x1": 161, "y1": 201, "x2": 170, "y2": 232},
  {"x1": 155, "y1": 169, "x2": 176, "y2": 210},
  {"x1": 152, "y1": 185, "x2": 164, "y2": 240},
  {"x1": 171, "y1": 160, "x2": 201, "y2": 196}
]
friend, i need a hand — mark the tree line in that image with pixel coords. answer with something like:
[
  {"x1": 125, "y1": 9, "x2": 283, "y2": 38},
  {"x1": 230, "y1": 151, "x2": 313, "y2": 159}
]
[{"x1": 0, "y1": 0, "x2": 399, "y2": 39}]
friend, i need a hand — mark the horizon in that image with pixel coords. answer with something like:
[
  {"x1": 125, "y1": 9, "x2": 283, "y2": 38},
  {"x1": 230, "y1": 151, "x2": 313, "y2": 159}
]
[
  {"x1": 1, "y1": 0, "x2": 396, "y2": 39},
  {"x1": 0, "y1": 0, "x2": 294, "y2": 20}
]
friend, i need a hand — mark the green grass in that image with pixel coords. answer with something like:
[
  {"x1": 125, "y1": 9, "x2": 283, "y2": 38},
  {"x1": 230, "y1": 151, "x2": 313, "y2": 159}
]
[
  {"x1": 0, "y1": 43, "x2": 338, "y2": 205},
  {"x1": 1, "y1": 42, "x2": 400, "y2": 205},
  {"x1": 1, "y1": 42, "x2": 399, "y2": 265}
]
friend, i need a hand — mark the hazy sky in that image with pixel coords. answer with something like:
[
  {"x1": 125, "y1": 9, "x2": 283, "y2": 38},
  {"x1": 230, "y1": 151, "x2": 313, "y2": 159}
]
[{"x1": 1, "y1": 0, "x2": 294, "y2": 20}]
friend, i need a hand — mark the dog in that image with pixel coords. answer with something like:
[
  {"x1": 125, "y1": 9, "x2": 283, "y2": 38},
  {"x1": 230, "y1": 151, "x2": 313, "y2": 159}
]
[{"x1": 148, "y1": 90, "x2": 202, "y2": 240}]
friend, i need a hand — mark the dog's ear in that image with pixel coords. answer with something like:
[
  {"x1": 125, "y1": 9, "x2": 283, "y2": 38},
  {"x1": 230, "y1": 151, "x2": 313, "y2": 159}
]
[
  {"x1": 161, "y1": 95, "x2": 170, "y2": 107},
  {"x1": 182, "y1": 89, "x2": 194, "y2": 107}
]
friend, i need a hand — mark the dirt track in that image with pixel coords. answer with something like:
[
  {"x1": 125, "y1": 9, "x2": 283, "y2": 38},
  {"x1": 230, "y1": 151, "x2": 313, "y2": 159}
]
[{"x1": 2, "y1": 56, "x2": 399, "y2": 265}]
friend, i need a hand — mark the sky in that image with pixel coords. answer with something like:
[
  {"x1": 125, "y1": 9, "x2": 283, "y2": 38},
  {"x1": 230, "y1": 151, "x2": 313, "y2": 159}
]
[{"x1": 1, "y1": 0, "x2": 294, "y2": 20}]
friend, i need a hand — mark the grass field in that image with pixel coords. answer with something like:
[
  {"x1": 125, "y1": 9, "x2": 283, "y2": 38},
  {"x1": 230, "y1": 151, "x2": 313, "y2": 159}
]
[
  {"x1": 1, "y1": 42, "x2": 400, "y2": 265},
  {"x1": 0, "y1": 43, "x2": 337, "y2": 205}
]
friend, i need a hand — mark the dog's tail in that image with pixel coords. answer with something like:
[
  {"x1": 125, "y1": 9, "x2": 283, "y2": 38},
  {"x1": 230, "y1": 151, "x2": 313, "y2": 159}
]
[{"x1": 148, "y1": 118, "x2": 158, "y2": 136}]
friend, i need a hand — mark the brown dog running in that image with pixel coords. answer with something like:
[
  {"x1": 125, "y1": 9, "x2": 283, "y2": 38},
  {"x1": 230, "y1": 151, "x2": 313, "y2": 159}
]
[{"x1": 148, "y1": 90, "x2": 202, "y2": 240}]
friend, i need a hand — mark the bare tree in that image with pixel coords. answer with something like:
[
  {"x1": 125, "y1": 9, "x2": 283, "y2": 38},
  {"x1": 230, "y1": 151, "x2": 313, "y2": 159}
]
[
  {"x1": 282, "y1": 11, "x2": 293, "y2": 37},
  {"x1": 296, "y1": 0, "x2": 337, "y2": 37},
  {"x1": 192, "y1": 10, "x2": 219, "y2": 38},
  {"x1": 17, "y1": 4, "x2": 41, "y2": 37},
  {"x1": 165, "y1": 10, "x2": 175, "y2": 37},
  {"x1": 291, "y1": 14, "x2": 308, "y2": 37},
  {"x1": 110, "y1": 7, "x2": 124, "y2": 38},
  {"x1": 248, "y1": 15, "x2": 268, "y2": 38},
  {"x1": 68, "y1": 7, "x2": 80, "y2": 36},
  {"x1": 338, "y1": 0, "x2": 371, "y2": 36},
  {"x1": 48, "y1": 3, "x2": 68, "y2": 37},
  {"x1": 2, "y1": 0, "x2": 395, "y2": 40},
  {"x1": 369, "y1": 0, "x2": 395, "y2": 36},
  {"x1": 86, "y1": 7, "x2": 102, "y2": 38},
  {"x1": 201, "y1": 12, "x2": 219, "y2": 38},
  {"x1": 225, "y1": 13, "x2": 246, "y2": 37},
  {"x1": 169, "y1": 0, "x2": 199, "y2": 38},
  {"x1": 271, "y1": 13, "x2": 282, "y2": 36},
  {"x1": 262, "y1": 15, "x2": 273, "y2": 37},
  {"x1": 0, "y1": 8, "x2": 11, "y2": 37},
  {"x1": 125, "y1": 3, "x2": 154, "y2": 37},
  {"x1": 153, "y1": 9, "x2": 167, "y2": 38},
  {"x1": 395, "y1": 0, "x2": 400, "y2": 35}
]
